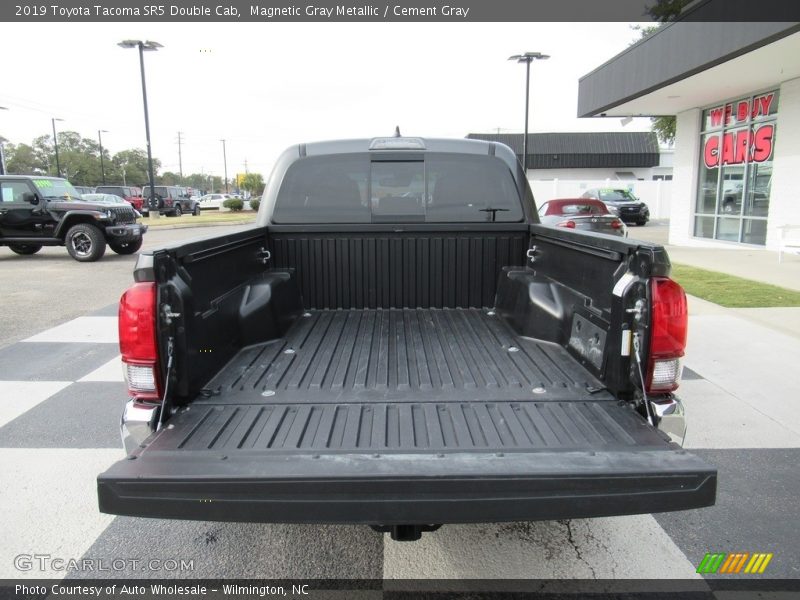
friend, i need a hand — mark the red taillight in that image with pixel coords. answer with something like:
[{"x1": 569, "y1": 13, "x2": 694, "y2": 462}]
[
  {"x1": 119, "y1": 282, "x2": 161, "y2": 402},
  {"x1": 646, "y1": 277, "x2": 688, "y2": 393},
  {"x1": 557, "y1": 220, "x2": 576, "y2": 228},
  {"x1": 611, "y1": 219, "x2": 623, "y2": 229}
]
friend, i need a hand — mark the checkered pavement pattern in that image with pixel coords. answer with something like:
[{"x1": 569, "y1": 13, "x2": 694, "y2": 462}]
[{"x1": 1, "y1": 305, "x2": 798, "y2": 579}]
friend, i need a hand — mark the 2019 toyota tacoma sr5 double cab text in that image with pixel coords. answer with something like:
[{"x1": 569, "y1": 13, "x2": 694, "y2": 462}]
[
  {"x1": 97, "y1": 137, "x2": 715, "y2": 541},
  {"x1": 0, "y1": 176, "x2": 146, "y2": 261}
]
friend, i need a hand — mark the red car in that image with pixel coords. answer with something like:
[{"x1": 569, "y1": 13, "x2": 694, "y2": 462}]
[
  {"x1": 95, "y1": 186, "x2": 146, "y2": 214},
  {"x1": 537, "y1": 198, "x2": 627, "y2": 236}
]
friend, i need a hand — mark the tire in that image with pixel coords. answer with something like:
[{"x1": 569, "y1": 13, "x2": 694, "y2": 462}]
[
  {"x1": 173, "y1": 205, "x2": 183, "y2": 217},
  {"x1": 8, "y1": 244, "x2": 43, "y2": 255},
  {"x1": 192, "y1": 204, "x2": 201, "y2": 216},
  {"x1": 65, "y1": 223, "x2": 106, "y2": 262},
  {"x1": 637, "y1": 219, "x2": 647, "y2": 226},
  {"x1": 109, "y1": 238, "x2": 143, "y2": 255}
]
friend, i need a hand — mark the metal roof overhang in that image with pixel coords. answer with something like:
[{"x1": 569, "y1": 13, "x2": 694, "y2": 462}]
[{"x1": 578, "y1": 23, "x2": 800, "y2": 118}]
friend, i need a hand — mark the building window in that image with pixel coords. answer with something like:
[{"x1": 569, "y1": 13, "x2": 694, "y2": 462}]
[{"x1": 694, "y1": 90, "x2": 778, "y2": 245}]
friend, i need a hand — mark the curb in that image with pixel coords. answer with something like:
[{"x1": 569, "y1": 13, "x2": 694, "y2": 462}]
[{"x1": 142, "y1": 219, "x2": 257, "y2": 230}]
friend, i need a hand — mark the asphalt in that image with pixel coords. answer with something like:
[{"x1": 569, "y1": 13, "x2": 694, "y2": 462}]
[{"x1": 0, "y1": 220, "x2": 797, "y2": 582}]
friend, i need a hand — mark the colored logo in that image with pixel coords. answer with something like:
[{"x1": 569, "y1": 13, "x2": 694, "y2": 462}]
[{"x1": 696, "y1": 552, "x2": 773, "y2": 574}]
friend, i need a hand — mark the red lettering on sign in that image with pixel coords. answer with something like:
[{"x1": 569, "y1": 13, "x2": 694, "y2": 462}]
[
  {"x1": 734, "y1": 130, "x2": 751, "y2": 164},
  {"x1": 709, "y1": 107, "x2": 724, "y2": 127},
  {"x1": 704, "y1": 135, "x2": 719, "y2": 168},
  {"x1": 724, "y1": 104, "x2": 733, "y2": 125},
  {"x1": 737, "y1": 101, "x2": 749, "y2": 122},
  {"x1": 757, "y1": 93, "x2": 774, "y2": 118},
  {"x1": 721, "y1": 132, "x2": 735, "y2": 165},
  {"x1": 702, "y1": 124, "x2": 773, "y2": 169},
  {"x1": 752, "y1": 124, "x2": 774, "y2": 162}
]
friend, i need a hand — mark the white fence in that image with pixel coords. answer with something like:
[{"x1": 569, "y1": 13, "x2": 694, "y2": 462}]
[{"x1": 529, "y1": 179, "x2": 673, "y2": 219}]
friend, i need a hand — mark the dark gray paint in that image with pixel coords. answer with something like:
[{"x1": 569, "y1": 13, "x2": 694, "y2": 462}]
[
  {"x1": 655, "y1": 448, "x2": 800, "y2": 578},
  {"x1": 70, "y1": 519, "x2": 382, "y2": 579},
  {"x1": 467, "y1": 132, "x2": 659, "y2": 169},
  {"x1": 578, "y1": 22, "x2": 800, "y2": 117},
  {"x1": 0, "y1": 341, "x2": 119, "y2": 382},
  {"x1": 0, "y1": 382, "x2": 127, "y2": 448}
]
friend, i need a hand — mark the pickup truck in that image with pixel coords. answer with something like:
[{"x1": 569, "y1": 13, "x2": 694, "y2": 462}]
[{"x1": 98, "y1": 137, "x2": 716, "y2": 541}]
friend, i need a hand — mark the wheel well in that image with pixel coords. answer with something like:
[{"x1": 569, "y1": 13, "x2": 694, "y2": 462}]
[{"x1": 57, "y1": 215, "x2": 102, "y2": 239}]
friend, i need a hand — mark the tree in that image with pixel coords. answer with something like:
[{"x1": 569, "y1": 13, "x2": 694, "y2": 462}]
[
  {"x1": 111, "y1": 149, "x2": 160, "y2": 186},
  {"x1": 240, "y1": 172, "x2": 265, "y2": 196},
  {"x1": 4, "y1": 143, "x2": 46, "y2": 175},
  {"x1": 158, "y1": 171, "x2": 182, "y2": 185}
]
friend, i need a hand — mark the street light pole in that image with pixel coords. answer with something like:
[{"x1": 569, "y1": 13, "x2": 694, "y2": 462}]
[
  {"x1": 508, "y1": 52, "x2": 550, "y2": 173},
  {"x1": 0, "y1": 106, "x2": 8, "y2": 175},
  {"x1": 98, "y1": 129, "x2": 109, "y2": 185},
  {"x1": 51, "y1": 117, "x2": 64, "y2": 177},
  {"x1": 221, "y1": 139, "x2": 229, "y2": 193},
  {"x1": 119, "y1": 39, "x2": 163, "y2": 218}
]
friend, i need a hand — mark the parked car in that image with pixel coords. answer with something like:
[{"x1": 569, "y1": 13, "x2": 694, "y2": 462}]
[
  {"x1": 95, "y1": 186, "x2": 146, "y2": 214},
  {"x1": 581, "y1": 188, "x2": 650, "y2": 225},
  {"x1": 143, "y1": 185, "x2": 200, "y2": 216},
  {"x1": 538, "y1": 198, "x2": 626, "y2": 236},
  {"x1": 98, "y1": 136, "x2": 715, "y2": 542},
  {"x1": 198, "y1": 193, "x2": 232, "y2": 210},
  {"x1": 0, "y1": 175, "x2": 146, "y2": 261},
  {"x1": 81, "y1": 193, "x2": 143, "y2": 217},
  {"x1": 73, "y1": 185, "x2": 95, "y2": 196}
]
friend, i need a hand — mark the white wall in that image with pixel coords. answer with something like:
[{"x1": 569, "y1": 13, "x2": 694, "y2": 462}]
[
  {"x1": 528, "y1": 178, "x2": 673, "y2": 219},
  {"x1": 767, "y1": 76, "x2": 800, "y2": 249},
  {"x1": 528, "y1": 167, "x2": 656, "y2": 181}
]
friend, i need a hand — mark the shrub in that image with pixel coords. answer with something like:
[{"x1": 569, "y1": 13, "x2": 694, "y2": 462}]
[
  {"x1": 222, "y1": 198, "x2": 244, "y2": 211},
  {"x1": 249, "y1": 197, "x2": 261, "y2": 211}
]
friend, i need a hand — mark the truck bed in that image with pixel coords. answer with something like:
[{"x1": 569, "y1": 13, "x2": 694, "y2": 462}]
[{"x1": 199, "y1": 307, "x2": 607, "y2": 407}]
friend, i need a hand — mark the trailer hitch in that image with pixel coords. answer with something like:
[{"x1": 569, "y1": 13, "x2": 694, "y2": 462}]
[{"x1": 370, "y1": 524, "x2": 442, "y2": 542}]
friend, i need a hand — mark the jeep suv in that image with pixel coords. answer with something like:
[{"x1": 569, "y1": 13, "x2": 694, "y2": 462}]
[
  {"x1": 0, "y1": 176, "x2": 147, "y2": 262},
  {"x1": 95, "y1": 185, "x2": 146, "y2": 214},
  {"x1": 143, "y1": 185, "x2": 200, "y2": 217}
]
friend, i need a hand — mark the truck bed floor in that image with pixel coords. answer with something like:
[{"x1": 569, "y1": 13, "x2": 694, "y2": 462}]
[{"x1": 201, "y1": 308, "x2": 606, "y2": 405}]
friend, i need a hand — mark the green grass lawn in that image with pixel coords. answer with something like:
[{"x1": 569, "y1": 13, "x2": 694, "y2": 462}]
[
  {"x1": 670, "y1": 263, "x2": 800, "y2": 308},
  {"x1": 142, "y1": 211, "x2": 257, "y2": 228}
]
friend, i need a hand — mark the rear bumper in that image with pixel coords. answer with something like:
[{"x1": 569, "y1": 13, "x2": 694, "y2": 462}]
[{"x1": 98, "y1": 447, "x2": 716, "y2": 525}]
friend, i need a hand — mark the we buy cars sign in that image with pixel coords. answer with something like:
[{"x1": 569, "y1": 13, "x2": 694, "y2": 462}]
[{"x1": 703, "y1": 92, "x2": 776, "y2": 169}]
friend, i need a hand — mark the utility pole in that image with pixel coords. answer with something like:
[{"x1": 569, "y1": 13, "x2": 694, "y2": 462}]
[
  {"x1": 98, "y1": 130, "x2": 108, "y2": 184},
  {"x1": 176, "y1": 131, "x2": 184, "y2": 183},
  {"x1": 244, "y1": 158, "x2": 248, "y2": 174},
  {"x1": 221, "y1": 139, "x2": 229, "y2": 193}
]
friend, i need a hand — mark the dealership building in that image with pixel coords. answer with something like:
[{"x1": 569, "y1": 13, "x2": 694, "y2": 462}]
[{"x1": 578, "y1": 21, "x2": 800, "y2": 249}]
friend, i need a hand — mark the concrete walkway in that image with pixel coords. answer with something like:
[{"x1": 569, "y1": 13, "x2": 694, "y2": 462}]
[
  {"x1": 628, "y1": 221, "x2": 800, "y2": 338},
  {"x1": 629, "y1": 220, "x2": 800, "y2": 291}
]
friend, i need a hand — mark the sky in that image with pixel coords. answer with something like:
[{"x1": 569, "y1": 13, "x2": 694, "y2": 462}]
[{"x1": 0, "y1": 22, "x2": 653, "y2": 180}]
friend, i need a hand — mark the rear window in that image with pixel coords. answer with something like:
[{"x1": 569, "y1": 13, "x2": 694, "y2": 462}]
[
  {"x1": 143, "y1": 186, "x2": 170, "y2": 198},
  {"x1": 272, "y1": 153, "x2": 522, "y2": 223},
  {"x1": 557, "y1": 202, "x2": 608, "y2": 216},
  {"x1": 96, "y1": 187, "x2": 124, "y2": 196},
  {"x1": 598, "y1": 189, "x2": 636, "y2": 202}
]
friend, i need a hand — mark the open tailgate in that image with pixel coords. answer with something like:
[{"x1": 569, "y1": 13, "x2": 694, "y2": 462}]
[{"x1": 98, "y1": 399, "x2": 716, "y2": 524}]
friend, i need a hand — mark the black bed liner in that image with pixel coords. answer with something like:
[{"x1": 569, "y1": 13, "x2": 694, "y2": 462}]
[
  {"x1": 98, "y1": 308, "x2": 717, "y2": 523},
  {"x1": 201, "y1": 308, "x2": 606, "y2": 405}
]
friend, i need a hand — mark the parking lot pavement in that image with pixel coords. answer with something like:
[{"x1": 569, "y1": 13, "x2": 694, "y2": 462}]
[
  {"x1": 0, "y1": 224, "x2": 252, "y2": 350},
  {"x1": 0, "y1": 305, "x2": 797, "y2": 580},
  {"x1": 1, "y1": 223, "x2": 797, "y2": 580}
]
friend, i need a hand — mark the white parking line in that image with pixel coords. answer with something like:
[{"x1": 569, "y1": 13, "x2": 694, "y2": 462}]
[
  {"x1": 23, "y1": 317, "x2": 119, "y2": 344},
  {"x1": 0, "y1": 381, "x2": 72, "y2": 428},
  {"x1": 384, "y1": 515, "x2": 701, "y2": 579},
  {"x1": 78, "y1": 356, "x2": 124, "y2": 382},
  {"x1": 0, "y1": 448, "x2": 122, "y2": 578}
]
